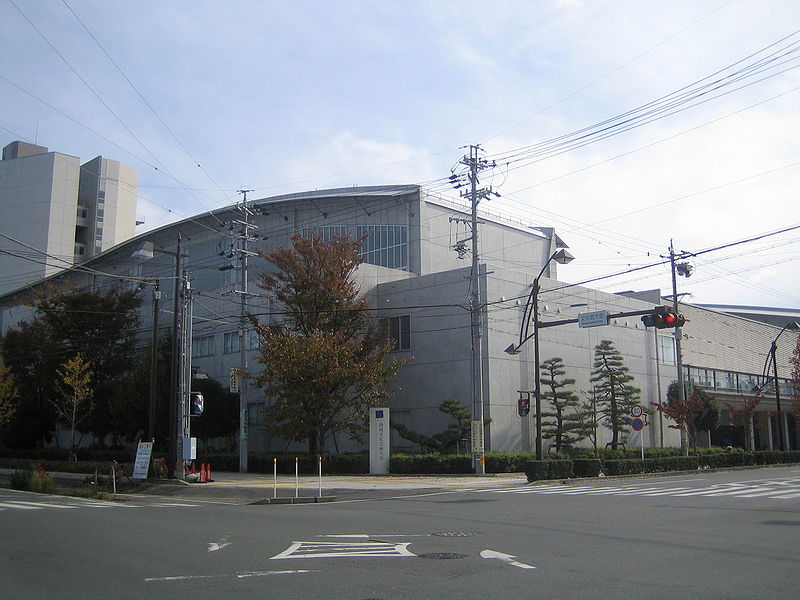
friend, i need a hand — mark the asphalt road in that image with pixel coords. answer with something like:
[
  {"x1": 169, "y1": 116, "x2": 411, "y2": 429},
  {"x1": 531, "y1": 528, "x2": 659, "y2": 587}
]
[{"x1": 2, "y1": 466, "x2": 798, "y2": 599}]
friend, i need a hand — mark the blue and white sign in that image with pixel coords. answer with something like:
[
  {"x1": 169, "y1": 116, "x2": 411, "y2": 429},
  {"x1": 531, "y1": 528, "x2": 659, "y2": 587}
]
[
  {"x1": 369, "y1": 407, "x2": 390, "y2": 474},
  {"x1": 578, "y1": 310, "x2": 609, "y2": 328}
]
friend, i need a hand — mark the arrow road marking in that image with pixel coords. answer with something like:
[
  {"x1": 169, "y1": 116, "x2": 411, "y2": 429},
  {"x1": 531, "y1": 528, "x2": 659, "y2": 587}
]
[
  {"x1": 480, "y1": 549, "x2": 536, "y2": 570},
  {"x1": 208, "y1": 536, "x2": 232, "y2": 552}
]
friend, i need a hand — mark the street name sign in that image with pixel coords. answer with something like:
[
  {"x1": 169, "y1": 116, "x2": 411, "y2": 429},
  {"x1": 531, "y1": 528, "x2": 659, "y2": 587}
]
[{"x1": 578, "y1": 310, "x2": 609, "y2": 328}]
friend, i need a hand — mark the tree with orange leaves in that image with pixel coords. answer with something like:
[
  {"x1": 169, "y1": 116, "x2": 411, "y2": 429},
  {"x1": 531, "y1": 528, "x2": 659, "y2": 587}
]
[{"x1": 251, "y1": 232, "x2": 406, "y2": 455}]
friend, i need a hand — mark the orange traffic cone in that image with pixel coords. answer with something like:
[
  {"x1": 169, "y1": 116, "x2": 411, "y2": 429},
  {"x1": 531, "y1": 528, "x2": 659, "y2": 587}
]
[
  {"x1": 200, "y1": 463, "x2": 207, "y2": 483},
  {"x1": 190, "y1": 461, "x2": 196, "y2": 474},
  {"x1": 206, "y1": 464, "x2": 214, "y2": 482}
]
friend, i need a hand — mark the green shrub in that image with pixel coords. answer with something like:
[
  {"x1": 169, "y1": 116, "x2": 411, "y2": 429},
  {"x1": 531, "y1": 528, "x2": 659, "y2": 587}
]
[
  {"x1": 10, "y1": 467, "x2": 56, "y2": 493},
  {"x1": 573, "y1": 459, "x2": 602, "y2": 478},
  {"x1": 643, "y1": 447, "x2": 681, "y2": 458},
  {"x1": 700, "y1": 452, "x2": 754, "y2": 469},
  {"x1": 754, "y1": 451, "x2": 782, "y2": 465},
  {"x1": 548, "y1": 460, "x2": 574, "y2": 479},
  {"x1": 524, "y1": 459, "x2": 574, "y2": 482},
  {"x1": 30, "y1": 470, "x2": 56, "y2": 494},
  {"x1": 524, "y1": 460, "x2": 551, "y2": 482},
  {"x1": 485, "y1": 452, "x2": 534, "y2": 472},
  {"x1": 390, "y1": 453, "x2": 472, "y2": 474},
  {"x1": 10, "y1": 469, "x2": 32, "y2": 490},
  {"x1": 603, "y1": 456, "x2": 699, "y2": 476}
]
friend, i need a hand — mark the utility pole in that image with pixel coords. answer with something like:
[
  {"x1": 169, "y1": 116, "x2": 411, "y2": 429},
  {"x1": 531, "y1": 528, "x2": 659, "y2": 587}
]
[
  {"x1": 148, "y1": 279, "x2": 160, "y2": 442},
  {"x1": 235, "y1": 189, "x2": 255, "y2": 473},
  {"x1": 456, "y1": 145, "x2": 496, "y2": 474},
  {"x1": 168, "y1": 235, "x2": 183, "y2": 478},
  {"x1": 669, "y1": 240, "x2": 688, "y2": 455}
]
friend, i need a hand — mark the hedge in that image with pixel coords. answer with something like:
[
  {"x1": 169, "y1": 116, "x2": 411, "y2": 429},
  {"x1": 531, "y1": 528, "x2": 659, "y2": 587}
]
[
  {"x1": 602, "y1": 456, "x2": 699, "y2": 476},
  {"x1": 573, "y1": 459, "x2": 602, "y2": 478},
  {"x1": 524, "y1": 459, "x2": 574, "y2": 482},
  {"x1": 3, "y1": 447, "x2": 800, "y2": 478}
]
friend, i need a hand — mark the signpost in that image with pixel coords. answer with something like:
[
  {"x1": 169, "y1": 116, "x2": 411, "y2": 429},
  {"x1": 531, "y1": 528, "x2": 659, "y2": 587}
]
[{"x1": 630, "y1": 405, "x2": 647, "y2": 459}]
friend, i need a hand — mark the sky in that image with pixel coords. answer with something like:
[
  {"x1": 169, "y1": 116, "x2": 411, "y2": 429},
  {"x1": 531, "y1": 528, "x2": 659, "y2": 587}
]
[{"x1": 1, "y1": 0, "x2": 799, "y2": 309}]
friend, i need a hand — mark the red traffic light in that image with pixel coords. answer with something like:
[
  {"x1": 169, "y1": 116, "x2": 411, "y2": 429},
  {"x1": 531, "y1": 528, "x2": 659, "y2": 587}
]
[{"x1": 641, "y1": 306, "x2": 686, "y2": 329}]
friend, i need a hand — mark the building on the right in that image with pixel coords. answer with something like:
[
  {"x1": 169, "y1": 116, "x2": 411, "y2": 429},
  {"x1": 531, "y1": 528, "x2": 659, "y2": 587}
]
[{"x1": 677, "y1": 302, "x2": 799, "y2": 451}]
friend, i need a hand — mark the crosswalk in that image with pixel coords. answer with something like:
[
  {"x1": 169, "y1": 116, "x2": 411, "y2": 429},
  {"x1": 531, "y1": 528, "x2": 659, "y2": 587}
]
[
  {"x1": 476, "y1": 477, "x2": 800, "y2": 501},
  {"x1": 0, "y1": 495, "x2": 207, "y2": 513}
]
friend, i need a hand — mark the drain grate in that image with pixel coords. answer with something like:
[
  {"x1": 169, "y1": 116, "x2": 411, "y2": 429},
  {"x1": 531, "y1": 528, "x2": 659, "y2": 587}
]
[
  {"x1": 431, "y1": 531, "x2": 479, "y2": 537},
  {"x1": 418, "y1": 552, "x2": 468, "y2": 560}
]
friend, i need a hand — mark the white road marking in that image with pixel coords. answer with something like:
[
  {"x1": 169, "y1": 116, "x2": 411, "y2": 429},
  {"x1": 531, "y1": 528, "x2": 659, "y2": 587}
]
[
  {"x1": 208, "y1": 536, "x2": 232, "y2": 552},
  {"x1": 484, "y1": 479, "x2": 800, "y2": 501},
  {"x1": 317, "y1": 534, "x2": 428, "y2": 538},
  {"x1": 480, "y1": 549, "x2": 536, "y2": 570},
  {"x1": 145, "y1": 570, "x2": 310, "y2": 582},
  {"x1": 1, "y1": 500, "x2": 78, "y2": 509},
  {"x1": 271, "y1": 541, "x2": 415, "y2": 560},
  {"x1": 0, "y1": 502, "x2": 42, "y2": 510}
]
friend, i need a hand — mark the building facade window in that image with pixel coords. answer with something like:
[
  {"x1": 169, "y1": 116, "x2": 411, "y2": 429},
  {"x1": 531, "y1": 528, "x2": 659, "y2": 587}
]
[
  {"x1": 223, "y1": 331, "x2": 240, "y2": 354},
  {"x1": 192, "y1": 334, "x2": 214, "y2": 357},
  {"x1": 300, "y1": 224, "x2": 409, "y2": 270},
  {"x1": 248, "y1": 329, "x2": 260, "y2": 350},
  {"x1": 380, "y1": 315, "x2": 410, "y2": 351},
  {"x1": 357, "y1": 225, "x2": 408, "y2": 270},
  {"x1": 302, "y1": 225, "x2": 348, "y2": 241},
  {"x1": 657, "y1": 334, "x2": 676, "y2": 365}
]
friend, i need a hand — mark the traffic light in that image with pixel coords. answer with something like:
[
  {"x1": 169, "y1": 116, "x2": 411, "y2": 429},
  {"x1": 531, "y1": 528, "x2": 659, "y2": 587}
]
[
  {"x1": 189, "y1": 392, "x2": 204, "y2": 416},
  {"x1": 641, "y1": 306, "x2": 685, "y2": 329},
  {"x1": 517, "y1": 394, "x2": 530, "y2": 417}
]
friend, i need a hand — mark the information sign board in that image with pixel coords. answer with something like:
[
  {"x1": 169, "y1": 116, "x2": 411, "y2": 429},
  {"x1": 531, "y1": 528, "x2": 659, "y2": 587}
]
[
  {"x1": 132, "y1": 441, "x2": 154, "y2": 480},
  {"x1": 369, "y1": 408, "x2": 390, "y2": 474},
  {"x1": 471, "y1": 420, "x2": 484, "y2": 455}
]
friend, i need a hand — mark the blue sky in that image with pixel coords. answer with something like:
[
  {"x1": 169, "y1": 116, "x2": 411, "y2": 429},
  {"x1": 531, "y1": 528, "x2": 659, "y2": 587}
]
[{"x1": 2, "y1": 0, "x2": 799, "y2": 308}]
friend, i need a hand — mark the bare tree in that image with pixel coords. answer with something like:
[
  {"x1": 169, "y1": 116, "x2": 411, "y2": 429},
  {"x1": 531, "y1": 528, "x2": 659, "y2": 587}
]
[{"x1": 50, "y1": 355, "x2": 93, "y2": 462}]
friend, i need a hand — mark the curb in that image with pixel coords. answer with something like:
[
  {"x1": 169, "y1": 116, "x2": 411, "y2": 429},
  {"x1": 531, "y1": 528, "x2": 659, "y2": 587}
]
[{"x1": 249, "y1": 496, "x2": 336, "y2": 505}]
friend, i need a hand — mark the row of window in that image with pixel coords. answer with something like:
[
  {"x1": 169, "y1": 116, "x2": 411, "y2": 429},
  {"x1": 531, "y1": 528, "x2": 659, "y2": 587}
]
[
  {"x1": 685, "y1": 365, "x2": 794, "y2": 396},
  {"x1": 192, "y1": 330, "x2": 260, "y2": 357},
  {"x1": 191, "y1": 316, "x2": 413, "y2": 358},
  {"x1": 302, "y1": 224, "x2": 408, "y2": 270}
]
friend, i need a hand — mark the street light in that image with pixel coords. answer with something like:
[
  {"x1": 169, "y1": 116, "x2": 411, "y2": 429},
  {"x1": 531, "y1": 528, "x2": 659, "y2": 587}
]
[
  {"x1": 505, "y1": 248, "x2": 575, "y2": 460},
  {"x1": 766, "y1": 321, "x2": 799, "y2": 451}
]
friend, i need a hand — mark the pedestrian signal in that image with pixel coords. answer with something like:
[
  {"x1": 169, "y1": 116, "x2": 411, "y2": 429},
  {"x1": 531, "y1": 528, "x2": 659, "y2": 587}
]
[{"x1": 189, "y1": 392, "x2": 204, "y2": 416}]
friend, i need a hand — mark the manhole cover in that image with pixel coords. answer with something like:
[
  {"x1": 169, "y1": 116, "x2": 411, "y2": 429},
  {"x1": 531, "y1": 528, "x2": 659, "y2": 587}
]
[
  {"x1": 418, "y1": 552, "x2": 468, "y2": 560},
  {"x1": 432, "y1": 531, "x2": 479, "y2": 537}
]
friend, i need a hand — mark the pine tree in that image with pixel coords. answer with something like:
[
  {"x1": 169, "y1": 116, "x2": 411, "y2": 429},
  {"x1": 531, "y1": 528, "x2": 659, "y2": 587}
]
[
  {"x1": 590, "y1": 340, "x2": 640, "y2": 450},
  {"x1": 539, "y1": 357, "x2": 583, "y2": 452}
]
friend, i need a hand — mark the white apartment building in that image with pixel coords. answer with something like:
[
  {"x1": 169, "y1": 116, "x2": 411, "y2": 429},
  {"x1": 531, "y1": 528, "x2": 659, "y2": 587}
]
[{"x1": 0, "y1": 140, "x2": 138, "y2": 295}]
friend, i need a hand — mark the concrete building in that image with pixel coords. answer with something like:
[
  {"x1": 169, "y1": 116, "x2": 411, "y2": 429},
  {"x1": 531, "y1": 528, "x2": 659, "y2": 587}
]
[
  {"x1": 0, "y1": 141, "x2": 138, "y2": 295},
  {"x1": 0, "y1": 184, "x2": 796, "y2": 454}
]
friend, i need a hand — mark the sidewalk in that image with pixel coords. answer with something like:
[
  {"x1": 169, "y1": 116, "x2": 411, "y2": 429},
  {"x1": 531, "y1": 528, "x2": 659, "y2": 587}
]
[
  {"x1": 133, "y1": 471, "x2": 529, "y2": 503},
  {"x1": 0, "y1": 467, "x2": 529, "y2": 504}
]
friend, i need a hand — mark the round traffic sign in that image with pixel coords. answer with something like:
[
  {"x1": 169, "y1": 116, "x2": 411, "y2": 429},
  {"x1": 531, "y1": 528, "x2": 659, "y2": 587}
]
[
  {"x1": 631, "y1": 417, "x2": 644, "y2": 431},
  {"x1": 630, "y1": 404, "x2": 643, "y2": 417}
]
